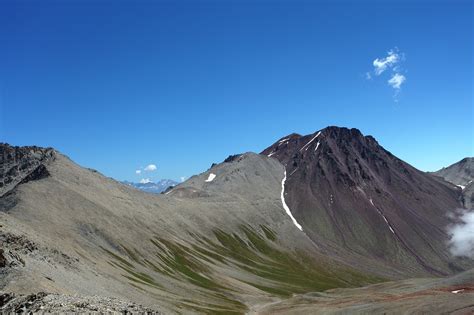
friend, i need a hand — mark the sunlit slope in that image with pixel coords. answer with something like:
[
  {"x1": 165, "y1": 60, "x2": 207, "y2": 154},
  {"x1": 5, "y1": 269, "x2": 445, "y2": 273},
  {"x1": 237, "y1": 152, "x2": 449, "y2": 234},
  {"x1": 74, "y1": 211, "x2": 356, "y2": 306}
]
[
  {"x1": 0, "y1": 146, "x2": 380, "y2": 313},
  {"x1": 432, "y1": 157, "x2": 474, "y2": 209}
]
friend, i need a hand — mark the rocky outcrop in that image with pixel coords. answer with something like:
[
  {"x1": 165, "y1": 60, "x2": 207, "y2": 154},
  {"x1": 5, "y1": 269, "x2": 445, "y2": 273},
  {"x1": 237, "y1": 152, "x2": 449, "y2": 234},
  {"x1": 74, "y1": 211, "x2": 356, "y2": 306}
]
[
  {"x1": 0, "y1": 292, "x2": 157, "y2": 313},
  {"x1": 0, "y1": 144, "x2": 55, "y2": 197},
  {"x1": 0, "y1": 233, "x2": 39, "y2": 268}
]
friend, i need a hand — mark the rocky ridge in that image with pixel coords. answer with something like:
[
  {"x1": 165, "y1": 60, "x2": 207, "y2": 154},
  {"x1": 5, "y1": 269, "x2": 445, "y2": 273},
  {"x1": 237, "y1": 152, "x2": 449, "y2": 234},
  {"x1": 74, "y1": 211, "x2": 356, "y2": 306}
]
[{"x1": 0, "y1": 144, "x2": 56, "y2": 197}]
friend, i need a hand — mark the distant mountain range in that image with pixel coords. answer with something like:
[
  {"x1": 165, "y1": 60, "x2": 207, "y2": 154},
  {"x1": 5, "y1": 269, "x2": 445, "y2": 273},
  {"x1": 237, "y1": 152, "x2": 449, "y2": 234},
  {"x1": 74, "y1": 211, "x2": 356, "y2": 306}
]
[
  {"x1": 122, "y1": 179, "x2": 179, "y2": 194},
  {"x1": 1, "y1": 127, "x2": 473, "y2": 313}
]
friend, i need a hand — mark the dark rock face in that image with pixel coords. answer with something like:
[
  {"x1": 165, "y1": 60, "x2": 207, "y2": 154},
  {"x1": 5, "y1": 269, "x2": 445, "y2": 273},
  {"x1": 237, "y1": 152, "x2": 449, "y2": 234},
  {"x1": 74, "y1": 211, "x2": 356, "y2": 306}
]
[
  {"x1": 262, "y1": 126, "x2": 470, "y2": 276},
  {"x1": 0, "y1": 249, "x2": 6, "y2": 268},
  {"x1": 0, "y1": 144, "x2": 55, "y2": 196},
  {"x1": 224, "y1": 154, "x2": 242, "y2": 163}
]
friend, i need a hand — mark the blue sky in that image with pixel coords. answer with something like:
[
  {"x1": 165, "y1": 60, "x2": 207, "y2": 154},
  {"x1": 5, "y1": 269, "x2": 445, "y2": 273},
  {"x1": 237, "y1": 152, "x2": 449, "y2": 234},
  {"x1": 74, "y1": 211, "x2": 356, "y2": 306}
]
[{"x1": 1, "y1": 0, "x2": 472, "y2": 182}]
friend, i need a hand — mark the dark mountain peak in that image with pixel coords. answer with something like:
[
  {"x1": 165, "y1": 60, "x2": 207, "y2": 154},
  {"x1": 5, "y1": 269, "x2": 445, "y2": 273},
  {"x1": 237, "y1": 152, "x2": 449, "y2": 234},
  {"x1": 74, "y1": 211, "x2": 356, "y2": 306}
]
[
  {"x1": 320, "y1": 126, "x2": 363, "y2": 138},
  {"x1": 261, "y1": 127, "x2": 466, "y2": 275},
  {"x1": 261, "y1": 126, "x2": 383, "y2": 165},
  {"x1": 319, "y1": 126, "x2": 381, "y2": 148}
]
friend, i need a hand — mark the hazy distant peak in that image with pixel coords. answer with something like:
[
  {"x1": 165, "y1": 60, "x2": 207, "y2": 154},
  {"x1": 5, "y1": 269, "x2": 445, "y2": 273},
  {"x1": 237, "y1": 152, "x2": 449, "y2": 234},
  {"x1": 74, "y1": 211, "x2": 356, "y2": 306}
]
[{"x1": 122, "y1": 179, "x2": 179, "y2": 194}]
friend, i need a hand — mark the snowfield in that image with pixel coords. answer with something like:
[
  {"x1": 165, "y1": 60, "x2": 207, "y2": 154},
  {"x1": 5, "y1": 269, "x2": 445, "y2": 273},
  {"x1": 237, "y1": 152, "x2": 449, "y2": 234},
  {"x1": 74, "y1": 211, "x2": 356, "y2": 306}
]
[
  {"x1": 205, "y1": 173, "x2": 216, "y2": 182},
  {"x1": 281, "y1": 170, "x2": 303, "y2": 231}
]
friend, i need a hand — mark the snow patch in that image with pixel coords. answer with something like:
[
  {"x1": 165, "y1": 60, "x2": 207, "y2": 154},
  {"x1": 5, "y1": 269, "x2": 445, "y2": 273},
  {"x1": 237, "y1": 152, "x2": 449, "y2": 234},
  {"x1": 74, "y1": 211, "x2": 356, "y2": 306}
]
[
  {"x1": 451, "y1": 289, "x2": 464, "y2": 294},
  {"x1": 281, "y1": 170, "x2": 303, "y2": 231},
  {"x1": 205, "y1": 173, "x2": 216, "y2": 182},
  {"x1": 314, "y1": 141, "x2": 320, "y2": 152},
  {"x1": 289, "y1": 168, "x2": 298, "y2": 176},
  {"x1": 300, "y1": 131, "x2": 321, "y2": 152},
  {"x1": 382, "y1": 215, "x2": 395, "y2": 234},
  {"x1": 456, "y1": 184, "x2": 466, "y2": 190},
  {"x1": 268, "y1": 152, "x2": 276, "y2": 157},
  {"x1": 370, "y1": 198, "x2": 395, "y2": 235},
  {"x1": 278, "y1": 138, "x2": 289, "y2": 143}
]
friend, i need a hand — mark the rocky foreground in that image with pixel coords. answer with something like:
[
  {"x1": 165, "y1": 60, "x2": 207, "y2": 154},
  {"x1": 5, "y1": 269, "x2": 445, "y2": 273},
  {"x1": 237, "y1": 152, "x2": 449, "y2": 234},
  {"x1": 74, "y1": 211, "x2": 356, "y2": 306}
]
[
  {"x1": 0, "y1": 292, "x2": 157, "y2": 313},
  {"x1": 2, "y1": 268, "x2": 474, "y2": 314}
]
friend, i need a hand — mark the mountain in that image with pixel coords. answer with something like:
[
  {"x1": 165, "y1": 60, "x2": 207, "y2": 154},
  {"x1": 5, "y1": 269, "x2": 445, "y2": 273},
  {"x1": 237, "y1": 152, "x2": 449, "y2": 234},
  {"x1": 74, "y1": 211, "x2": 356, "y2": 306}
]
[
  {"x1": 122, "y1": 179, "x2": 179, "y2": 194},
  {"x1": 261, "y1": 126, "x2": 470, "y2": 276},
  {"x1": 433, "y1": 157, "x2": 474, "y2": 187},
  {"x1": 1, "y1": 129, "x2": 473, "y2": 313},
  {"x1": 433, "y1": 157, "x2": 474, "y2": 209},
  {"x1": 0, "y1": 143, "x2": 379, "y2": 313}
]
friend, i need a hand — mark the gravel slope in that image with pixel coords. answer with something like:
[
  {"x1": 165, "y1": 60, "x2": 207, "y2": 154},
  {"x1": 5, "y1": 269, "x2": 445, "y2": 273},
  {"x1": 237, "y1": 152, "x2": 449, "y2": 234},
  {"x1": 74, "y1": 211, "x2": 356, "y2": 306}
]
[{"x1": 0, "y1": 145, "x2": 378, "y2": 313}]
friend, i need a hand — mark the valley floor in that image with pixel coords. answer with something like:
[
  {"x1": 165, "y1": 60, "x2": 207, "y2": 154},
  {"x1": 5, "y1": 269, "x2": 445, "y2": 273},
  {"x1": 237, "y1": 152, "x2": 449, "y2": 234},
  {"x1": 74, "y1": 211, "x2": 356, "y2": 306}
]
[
  {"x1": 2, "y1": 270, "x2": 474, "y2": 314},
  {"x1": 250, "y1": 269, "x2": 474, "y2": 314}
]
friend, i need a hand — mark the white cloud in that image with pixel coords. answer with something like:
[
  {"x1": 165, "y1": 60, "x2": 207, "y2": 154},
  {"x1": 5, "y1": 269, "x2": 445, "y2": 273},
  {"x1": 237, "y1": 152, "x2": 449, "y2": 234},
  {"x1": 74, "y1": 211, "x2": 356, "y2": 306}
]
[
  {"x1": 448, "y1": 209, "x2": 474, "y2": 258},
  {"x1": 135, "y1": 170, "x2": 141, "y2": 174},
  {"x1": 140, "y1": 178, "x2": 152, "y2": 184},
  {"x1": 367, "y1": 48, "x2": 407, "y2": 100},
  {"x1": 144, "y1": 164, "x2": 157, "y2": 172},
  {"x1": 373, "y1": 49, "x2": 400, "y2": 75},
  {"x1": 388, "y1": 73, "x2": 406, "y2": 89},
  {"x1": 180, "y1": 176, "x2": 187, "y2": 182}
]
